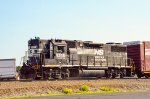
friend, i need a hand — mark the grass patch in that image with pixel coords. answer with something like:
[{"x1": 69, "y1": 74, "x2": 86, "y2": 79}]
[
  {"x1": 0, "y1": 95, "x2": 35, "y2": 99},
  {"x1": 0, "y1": 86, "x2": 142, "y2": 99},
  {"x1": 80, "y1": 85, "x2": 90, "y2": 92},
  {"x1": 100, "y1": 86, "x2": 120, "y2": 92},
  {"x1": 62, "y1": 88, "x2": 73, "y2": 94},
  {"x1": 0, "y1": 93, "x2": 63, "y2": 99},
  {"x1": 0, "y1": 89, "x2": 139, "y2": 99}
]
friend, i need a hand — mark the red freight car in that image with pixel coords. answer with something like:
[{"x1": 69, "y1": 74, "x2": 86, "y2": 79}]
[{"x1": 124, "y1": 41, "x2": 150, "y2": 78}]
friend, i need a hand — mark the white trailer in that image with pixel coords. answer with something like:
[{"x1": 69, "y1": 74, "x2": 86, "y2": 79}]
[{"x1": 0, "y1": 59, "x2": 16, "y2": 80}]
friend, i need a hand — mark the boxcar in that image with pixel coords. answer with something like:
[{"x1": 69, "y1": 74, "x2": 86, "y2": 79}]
[{"x1": 124, "y1": 41, "x2": 150, "y2": 78}]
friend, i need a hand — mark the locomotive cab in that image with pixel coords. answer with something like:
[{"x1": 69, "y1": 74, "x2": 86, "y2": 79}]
[{"x1": 51, "y1": 39, "x2": 67, "y2": 60}]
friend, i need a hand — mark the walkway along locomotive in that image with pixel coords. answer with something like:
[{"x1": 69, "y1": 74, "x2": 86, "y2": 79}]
[{"x1": 20, "y1": 37, "x2": 134, "y2": 79}]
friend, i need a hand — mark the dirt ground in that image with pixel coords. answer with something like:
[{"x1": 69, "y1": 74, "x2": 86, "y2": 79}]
[{"x1": 0, "y1": 79, "x2": 150, "y2": 98}]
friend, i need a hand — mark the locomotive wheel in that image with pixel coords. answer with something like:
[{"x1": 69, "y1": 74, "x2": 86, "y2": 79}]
[
  {"x1": 112, "y1": 73, "x2": 116, "y2": 79},
  {"x1": 106, "y1": 69, "x2": 116, "y2": 79},
  {"x1": 137, "y1": 74, "x2": 142, "y2": 78},
  {"x1": 106, "y1": 74, "x2": 111, "y2": 78},
  {"x1": 111, "y1": 69, "x2": 116, "y2": 79},
  {"x1": 105, "y1": 70, "x2": 111, "y2": 78},
  {"x1": 61, "y1": 68, "x2": 70, "y2": 79},
  {"x1": 120, "y1": 73, "x2": 124, "y2": 78},
  {"x1": 65, "y1": 73, "x2": 69, "y2": 79},
  {"x1": 120, "y1": 69, "x2": 126, "y2": 78},
  {"x1": 43, "y1": 71, "x2": 49, "y2": 80},
  {"x1": 61, "y1": 73, "x2": 66, "y2": 79},
  {"x1": 61, "y1": 73, "x2": 69, "y2": 79},
  {"x1": 52, "y1": 73, "x2": 61, "y2": 79}
]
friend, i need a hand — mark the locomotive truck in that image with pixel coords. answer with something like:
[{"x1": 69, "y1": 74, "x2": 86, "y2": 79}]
[{"x1": 20, "y1": 37, "x2": 134, "y2": 79}]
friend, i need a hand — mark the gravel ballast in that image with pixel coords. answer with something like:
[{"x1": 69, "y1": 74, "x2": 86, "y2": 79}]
[{"x1": 0, "y1": 79, "x2": 150, "y2": 98}]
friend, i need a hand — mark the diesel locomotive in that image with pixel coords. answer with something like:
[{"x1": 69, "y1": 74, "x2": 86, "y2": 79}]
[{"x1": 20, "y1": 37, "x2": 134, "y2": 79}]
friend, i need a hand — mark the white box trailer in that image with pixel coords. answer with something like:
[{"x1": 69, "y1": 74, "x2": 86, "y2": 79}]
[{"x1": 0, "y1": 59, "x2": 16, "y2": 80}]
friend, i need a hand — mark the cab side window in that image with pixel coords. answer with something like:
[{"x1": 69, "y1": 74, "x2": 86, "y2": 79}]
[{"x1": 57, "y1": 46, "x2": 64, "y2": 53}]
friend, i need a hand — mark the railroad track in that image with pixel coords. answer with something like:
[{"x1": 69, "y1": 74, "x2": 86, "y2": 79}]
[{"x1": 0, "y1": 77, "x2": 148, "y2": 82}]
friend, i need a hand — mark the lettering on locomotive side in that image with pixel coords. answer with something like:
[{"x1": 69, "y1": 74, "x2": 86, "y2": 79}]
[
  {"x1": 94, "y1": 56, "x2": 106, "y2": 62},
  {"x1": 95, "y1": 49, "x2": 104, "y2": 55},
  {"x1": 28, "y1": 46, "x2": 37, "y2": 56},
  {"x1": 30, "y1": 46, "x2": 38, "y2": 49},
  {"x1": 28, "y1": 50, "x2": 39, "y2": 56},
  {"x1": 28, "y1": 46, "x2": 42, "y2": 57},
  {"x1": 77, "y1": 49, "x2": 104, "y2": 55},
  {"x1": 56, "y1": 53, "x2": 66, "y2": 59},
  {"x1": 94, "y1": 50, "x2": 106, "y2": 61}
]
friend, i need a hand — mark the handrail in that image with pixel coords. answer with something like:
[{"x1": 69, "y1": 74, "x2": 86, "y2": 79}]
[{"x1": 87, "y1": 56, "x2": 89, "y2": 67}]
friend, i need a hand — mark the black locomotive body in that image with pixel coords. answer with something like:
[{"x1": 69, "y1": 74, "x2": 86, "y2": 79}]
[{"x1": 20, "y1": 37, "x2": 133, "y2": 79}]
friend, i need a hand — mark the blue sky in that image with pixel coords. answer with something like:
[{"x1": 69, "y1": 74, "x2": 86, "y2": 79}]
[{"x1": 0, "y1": 0, "x2": 150, "y2": 65}]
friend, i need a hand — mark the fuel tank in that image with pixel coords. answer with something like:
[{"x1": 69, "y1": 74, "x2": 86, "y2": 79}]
[{"x1": 79, "y1": 70, "x2": 105, "y2": 77}]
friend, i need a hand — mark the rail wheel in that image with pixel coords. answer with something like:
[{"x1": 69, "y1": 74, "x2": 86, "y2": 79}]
[
  {"x1": 112, "y1": 73, "x2": 116, "y2": 79},
  {"x1": 120, "y1": 69, "x2": 126, "y2": 78},
  {"x1": 106, "y1": 69, "x2": 116, "y2": 79},
  {"x1": 61, "y1": 73, "x2": 65, "y2": 79},
  {"x1": 61, "y1": 69, "x2": 70, "y2": 79},
  {"x1": 105, "y1": 70, "x2": 111, "y2": 78},
  {"x1": 120, "y1": 73, "x2": 124, "y2": 78},
  {"x1": 137, "y1": 74, "x2": 142, "y2": 78}
]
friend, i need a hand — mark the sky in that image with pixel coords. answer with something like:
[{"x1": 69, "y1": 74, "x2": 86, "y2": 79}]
[{"x1": 0, "y1": 0, "x2": 150, "y2": 65}]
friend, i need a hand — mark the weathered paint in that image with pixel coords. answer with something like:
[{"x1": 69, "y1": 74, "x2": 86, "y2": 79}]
[{"x1": 126, "y1": 41, "x2": 150, "y2": 73}]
